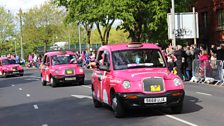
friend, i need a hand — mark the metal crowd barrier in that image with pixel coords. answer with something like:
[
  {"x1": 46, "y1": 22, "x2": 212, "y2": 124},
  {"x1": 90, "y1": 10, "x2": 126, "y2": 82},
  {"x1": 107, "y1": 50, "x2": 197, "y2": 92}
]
[
  {"x1": 192, "y1": 59, "x2": 204, "y2": 82},
  {"x1": 192, "y1": 59, "x2": 224, "y2": 86},
  {"x1": 204, "y1": 60, "x2": 223, "y2": 85}
]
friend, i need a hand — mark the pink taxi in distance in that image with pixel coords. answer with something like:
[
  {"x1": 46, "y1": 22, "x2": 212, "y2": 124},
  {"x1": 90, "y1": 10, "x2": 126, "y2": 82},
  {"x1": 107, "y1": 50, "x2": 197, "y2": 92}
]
[
  {"x1": 91, "y1": 42, "x2": 185, "y2": 118},
  {"x1": 40, "y1": 51, "x2": 85, "y2": 87},
  {"x1": 0, "y1": 57, "x2": 24, "y2": 77}
]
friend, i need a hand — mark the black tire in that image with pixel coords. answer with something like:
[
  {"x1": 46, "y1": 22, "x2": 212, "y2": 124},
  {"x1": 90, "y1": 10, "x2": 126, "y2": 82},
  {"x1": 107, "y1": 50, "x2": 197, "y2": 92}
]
[
  {"x1": 79, "y1": 77, "x2": 85, "y2": 85},
  {"x1": 20, "y1": 73, "x2": 24, "y2": 76},
  {"x1": 92, "y1": 94, "x2": 101, "y2": 108},
  {"x1": 171, "y1": 103, "x2": 183, "y2": 114},
  {"x1": 51, "y1": 77, "x2": 57, "y2": 87},
  {"x1": 41, "y1": 76, "x2": 47, "y2": 86},
  {"x1": 2, "y1": 72, "x2": 7, "y2": 78},
  {"x1": 111, "y1": 92, "x2": 125, "y2": 118}
]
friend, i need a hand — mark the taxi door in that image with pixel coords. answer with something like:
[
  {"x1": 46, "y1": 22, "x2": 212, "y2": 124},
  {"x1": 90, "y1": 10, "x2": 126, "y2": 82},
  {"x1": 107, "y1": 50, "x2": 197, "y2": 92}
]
[
  {"x1": 93, "y1": 50, "x2": 112, "y2": 104},
  {"x1": 41, "y1": 55, "x2": 51, "y2": 82}
]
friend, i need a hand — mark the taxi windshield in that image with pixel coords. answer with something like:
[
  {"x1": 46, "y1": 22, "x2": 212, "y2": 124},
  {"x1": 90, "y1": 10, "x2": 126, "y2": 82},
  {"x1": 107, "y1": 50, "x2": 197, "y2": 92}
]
[
  {"x1": 51, "y1": 55, "x2": 76, "y2": 65},
  {"x1": 2, "y1": 59, "x2": 16, "y2": 65},
  {"x1": 112, "y1": 49, "x2": 166, "y2": 70}
]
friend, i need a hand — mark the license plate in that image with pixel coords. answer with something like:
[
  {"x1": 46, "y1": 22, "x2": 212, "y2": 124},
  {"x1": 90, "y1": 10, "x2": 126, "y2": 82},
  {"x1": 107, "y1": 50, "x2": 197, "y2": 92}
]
[
  {"x1": 150, "y1": 85, "x2": 161, "y2": 92},
  {"x1": 144, "y1": 97, "x2": 167, "y2": 103},
  {"x1": 65, "y1": 77, "x2": 76, "y2": 80},
  {"x1": 13, "y1": 72, "x2": 19, "y2": 74},
  {"x1": 66, "y1": 70, "x2": 73, "y2": 74}
]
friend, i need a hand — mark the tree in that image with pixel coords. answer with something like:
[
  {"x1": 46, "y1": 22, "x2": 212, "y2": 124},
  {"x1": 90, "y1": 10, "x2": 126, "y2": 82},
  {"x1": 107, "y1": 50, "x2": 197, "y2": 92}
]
[
  {"x1": 0, "y1": 6, "x2": 16, "y2": 55},
  {"x1": 22, "y1": 1, "x2": 67, "y2": 53}
]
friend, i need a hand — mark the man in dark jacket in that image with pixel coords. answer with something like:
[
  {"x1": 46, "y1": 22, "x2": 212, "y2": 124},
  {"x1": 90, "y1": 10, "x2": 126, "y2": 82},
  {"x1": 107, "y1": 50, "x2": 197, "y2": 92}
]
[
  {"x1": 217, "y1": 44, "x2": 224, "y2": 61},
  {"x1": 174, "y1": 45, "x2": 184, "y2": 79}
]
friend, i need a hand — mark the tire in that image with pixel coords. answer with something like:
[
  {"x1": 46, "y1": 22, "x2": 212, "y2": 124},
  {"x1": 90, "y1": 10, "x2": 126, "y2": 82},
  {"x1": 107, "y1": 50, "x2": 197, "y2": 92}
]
[
  {"x1": 51, "y1": 77, "x2": 57, "y2": 87},
  {"x1": 2, "y1": 72, "x2": 7, "y2": 78},
  {"x1": 111, "y1": 93, "x2": 125, "y2": 118},
  {"x1": 171, "y1": 103, "x2": 183, "y2": 114},
  {"x1": 41, "y1": 76, "x2": 47, "y2": 86},
  {"x1": 20, "y1": 72, "x2": 24, "y2": 76},
  {"x1": 92, "y1": 91, "x2": 101, "y2": 108},
  {"x1": 79, "y1": 78, "x2": 85, "y2": 85}
]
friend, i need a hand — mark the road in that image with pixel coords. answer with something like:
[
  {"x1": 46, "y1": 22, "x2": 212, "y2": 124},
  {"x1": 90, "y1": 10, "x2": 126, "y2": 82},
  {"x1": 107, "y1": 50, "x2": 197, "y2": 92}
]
[{"x1": 0, "y1": 69, "x2": 224, "y2": 126}]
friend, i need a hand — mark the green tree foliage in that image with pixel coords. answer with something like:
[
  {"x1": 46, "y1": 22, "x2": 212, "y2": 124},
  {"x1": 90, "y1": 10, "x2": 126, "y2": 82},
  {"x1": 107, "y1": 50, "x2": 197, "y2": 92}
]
[
  {"x1": 0, "y1": 6, "x2": 16, "y2": 55},
  {"x1": 21, "y1": 1, "x2": 79, "y2": 56}
]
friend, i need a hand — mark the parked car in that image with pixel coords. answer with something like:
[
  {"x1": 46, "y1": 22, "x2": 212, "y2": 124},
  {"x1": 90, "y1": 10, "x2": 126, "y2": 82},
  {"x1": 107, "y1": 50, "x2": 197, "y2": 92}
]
[
  {"x1": 91, "y1": 42, "x2": 185, "y2": 118},
  {"x1": 0, "y1": 57, "x2": 24, "y2": 77},
  {"x1": 40, "y1": 51, "x2": 85, "y2": 87}
]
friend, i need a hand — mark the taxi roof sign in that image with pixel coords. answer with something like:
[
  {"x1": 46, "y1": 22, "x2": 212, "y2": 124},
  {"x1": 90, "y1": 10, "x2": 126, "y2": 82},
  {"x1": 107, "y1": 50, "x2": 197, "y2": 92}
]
[{"x1": 127, "y1": 42, "x2": 143, "y2": 48}]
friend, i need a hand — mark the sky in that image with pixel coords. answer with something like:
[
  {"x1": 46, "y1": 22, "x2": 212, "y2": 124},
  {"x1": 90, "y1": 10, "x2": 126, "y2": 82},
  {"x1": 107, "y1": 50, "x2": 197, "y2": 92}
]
[{"x1": 0, "y1": 0, "x2": 48, "y2": 13}]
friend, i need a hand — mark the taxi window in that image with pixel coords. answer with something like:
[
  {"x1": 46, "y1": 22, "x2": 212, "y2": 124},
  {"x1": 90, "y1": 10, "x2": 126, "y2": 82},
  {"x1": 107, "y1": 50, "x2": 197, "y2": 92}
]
[
  {"x1": 112, "y1": 49, "x2": 166, "y2": 70},
  {"x1": 96, "y1": 51, "x2": 104, "y2": 66},
  {"x1": 103, "y1": 51, "x2": 110, "y2": 67},
  {"x1": 51, "y1": 55, "x2": 76, "y2": 65}
]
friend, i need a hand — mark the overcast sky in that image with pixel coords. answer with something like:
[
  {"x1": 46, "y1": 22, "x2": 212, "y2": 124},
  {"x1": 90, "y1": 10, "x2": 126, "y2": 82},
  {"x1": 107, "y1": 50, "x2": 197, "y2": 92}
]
[{"x1": 0, "y1": 0, "x2": 48, "y2": 13}]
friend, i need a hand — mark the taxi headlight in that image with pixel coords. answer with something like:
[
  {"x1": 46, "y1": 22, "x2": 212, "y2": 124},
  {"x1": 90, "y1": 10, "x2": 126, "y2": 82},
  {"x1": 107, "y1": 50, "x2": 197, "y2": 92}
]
[
  {"x1": 122, "y1": 81, "x2": 131, "y2": 89},
  {"x1": 79, "y1": 68, "x2": 84, "y2": 73},
  {"x1": 173, "y1": 78, "x2": 182, "y2": 86}
]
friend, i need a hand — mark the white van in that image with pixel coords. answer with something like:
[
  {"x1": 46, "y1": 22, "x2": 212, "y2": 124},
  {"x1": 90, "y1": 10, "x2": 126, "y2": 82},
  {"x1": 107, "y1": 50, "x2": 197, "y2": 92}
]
[{"x1": 50, "y1": 41, "x2": 69, "y2": 50}]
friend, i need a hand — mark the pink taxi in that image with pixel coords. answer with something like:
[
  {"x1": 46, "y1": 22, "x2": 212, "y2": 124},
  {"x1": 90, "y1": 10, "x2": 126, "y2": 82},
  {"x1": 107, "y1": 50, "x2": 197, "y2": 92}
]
[
  {"x1": 0, "y1": 57, "x2": 24, "y2": 77},
  {"x1": 91, "y1": 42, "x2": 185, "y2": 117},
  {"x1": 40, "y1": 51, "x2": 85, "y2": 87}
]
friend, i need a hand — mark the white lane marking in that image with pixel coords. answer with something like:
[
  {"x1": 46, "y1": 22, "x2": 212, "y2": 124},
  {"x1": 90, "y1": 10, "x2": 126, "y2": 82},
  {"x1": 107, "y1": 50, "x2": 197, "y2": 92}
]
[
  {"x1": 33, "y1": 105, "x2": 39, "y2": 109},
  {"x1": 71, "y1": 95, "x2": 92, "y2": 99},
  {"x1": 42, "y1": 124, "x2": 48, "y2": 126},
  {"x1": 11, "y1": 85, "x2": 15, "y2": 87},
  {"x1": 19, "y1": 88, "x2": 23, "y2": 91},
  {"x1": 82, "y1": 85, "x2": 91, "y2": 89},
  {"x1": 196, "y1": 92, "x2": 212, "y2": 96},
  {"x1": 28, "y1": 76, "x2": 41, "y2": 79},
  {"x1": 165, "y1": 115, "x2": 198, "y2": 126},
  {"x1": 26, "y1": 94, "x2": 31, "y2": 97}
]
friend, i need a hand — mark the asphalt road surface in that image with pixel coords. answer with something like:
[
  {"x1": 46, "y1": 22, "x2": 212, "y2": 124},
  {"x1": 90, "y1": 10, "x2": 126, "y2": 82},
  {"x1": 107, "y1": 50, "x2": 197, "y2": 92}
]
[{"x1": 0, "y1": 69, "x2": 224, "y2": 126}]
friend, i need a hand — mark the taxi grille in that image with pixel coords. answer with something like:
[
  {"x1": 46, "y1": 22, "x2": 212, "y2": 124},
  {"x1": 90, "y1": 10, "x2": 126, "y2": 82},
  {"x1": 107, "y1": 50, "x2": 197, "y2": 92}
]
[
  {"x1": 143, "y1": 78, "x2": 164, "y2": 92},
  {"x1": 65, "y1": 69, "x2": 74, "y2": 75},
  {"x1": 12, "y1": 66, "x2": 18, "y2": 70}
]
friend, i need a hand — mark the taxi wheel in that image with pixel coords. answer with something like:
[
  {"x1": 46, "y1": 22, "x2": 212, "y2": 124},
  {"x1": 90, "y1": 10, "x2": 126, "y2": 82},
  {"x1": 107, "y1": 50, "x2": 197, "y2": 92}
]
[
  {"x1": 51, "y1": 77, "x2": 57, "y2": 87},
  {"x1": 92, "y1": 86, "x2": 101, "y2": 107},
  {"x1": 2, "y1": 72, "x2": 7, "y2": 78},
  {"x1": 171, "y1": 103, "x2": 183, "y2": 114},
  {"x1": 92, "y1": 94, "x2": 101, "y2": 108},
  {"x1": 111, "y1": 93, "x2": 125, "y2": 118},
  {"x1": 41, "y1": 76, "x2": 47, "y2": 86},
  {"x1": 79, "y1": 79, "x2": 85, "y2": 85}
]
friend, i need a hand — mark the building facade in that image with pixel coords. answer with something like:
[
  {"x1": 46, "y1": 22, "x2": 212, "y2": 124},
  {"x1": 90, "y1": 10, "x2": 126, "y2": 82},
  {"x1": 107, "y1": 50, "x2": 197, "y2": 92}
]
[{"x1": 195, "y1": 0, "x2": 224, "y2": 46}]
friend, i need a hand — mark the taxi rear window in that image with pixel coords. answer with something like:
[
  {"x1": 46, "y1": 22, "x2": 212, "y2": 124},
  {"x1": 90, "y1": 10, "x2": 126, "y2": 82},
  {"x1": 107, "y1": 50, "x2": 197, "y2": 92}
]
[{"x1": 112, "y1": 49, "x2": 166, "y2": 70}]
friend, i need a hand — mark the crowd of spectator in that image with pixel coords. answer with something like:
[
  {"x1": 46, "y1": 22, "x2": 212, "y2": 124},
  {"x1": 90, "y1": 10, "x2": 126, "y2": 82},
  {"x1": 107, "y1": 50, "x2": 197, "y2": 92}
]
[{"x1": 163, "y1": 43, "x2": 224, "y2": 81}]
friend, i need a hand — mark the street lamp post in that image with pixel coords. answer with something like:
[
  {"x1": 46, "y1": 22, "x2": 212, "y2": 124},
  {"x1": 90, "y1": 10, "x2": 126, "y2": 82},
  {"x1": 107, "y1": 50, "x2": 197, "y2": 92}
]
[
  {"x1": 171, "y1": 0, "x2": 176, "y2": 47},
  {"x1": 78, "y1": 23, "x2": 81, "y2": 54},
  {"x1": 19, "y1": 8, "x2": 24, "y2": 60}
]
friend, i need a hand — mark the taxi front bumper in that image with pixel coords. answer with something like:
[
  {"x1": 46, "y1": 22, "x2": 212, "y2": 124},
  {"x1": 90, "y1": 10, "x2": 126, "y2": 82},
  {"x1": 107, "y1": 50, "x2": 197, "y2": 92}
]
[
  {"x1": 116, "y1": 90, "x2": 184, "y2": 108},
  {"x1": 52, "y1": 74, "x2": 85, "y2": 84},
  {"x1": 4, "y1": 70, "x2": 24, "y2": 76}
]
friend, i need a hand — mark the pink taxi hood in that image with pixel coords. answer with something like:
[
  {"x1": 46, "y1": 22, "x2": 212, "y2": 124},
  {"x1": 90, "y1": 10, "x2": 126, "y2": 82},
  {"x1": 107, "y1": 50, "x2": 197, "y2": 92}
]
[
  {"x1": 51, "y1": 64, "x2": 79, "y2": 69},
  {"x1": 113, "y1": 68, "x2": 170, "y2": 81}
]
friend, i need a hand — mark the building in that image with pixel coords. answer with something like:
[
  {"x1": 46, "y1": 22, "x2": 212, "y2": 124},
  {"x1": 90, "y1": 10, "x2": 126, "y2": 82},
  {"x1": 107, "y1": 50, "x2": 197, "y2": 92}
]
[{"x1": 195, "y1": 0, "x2": 224, "y2": 46}]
